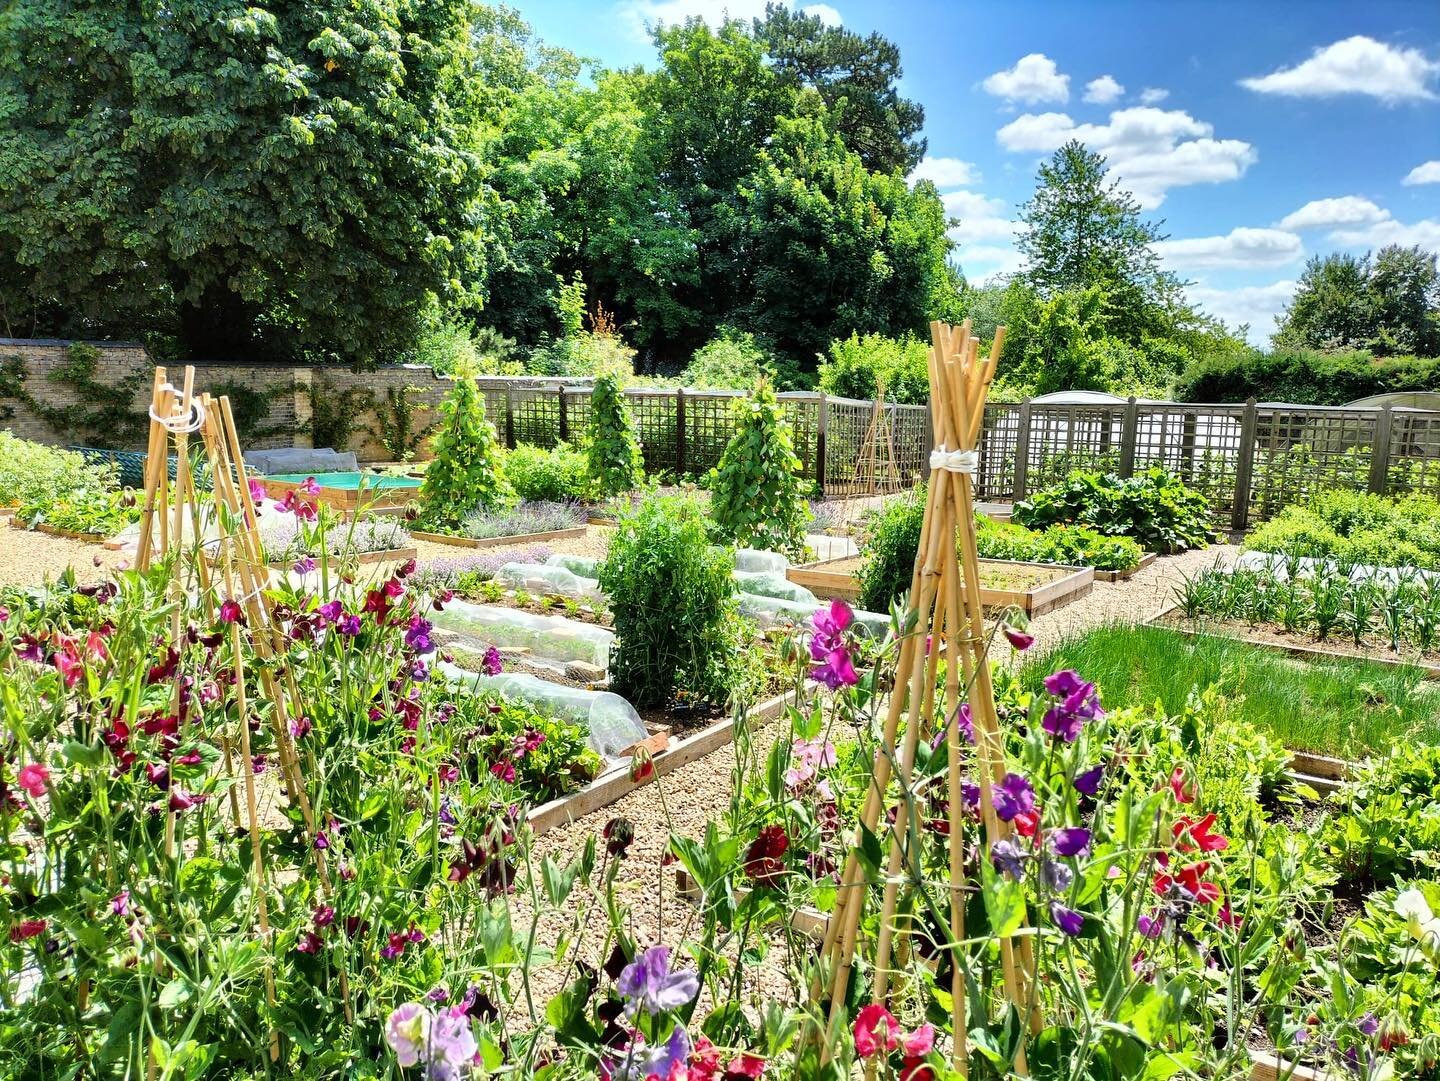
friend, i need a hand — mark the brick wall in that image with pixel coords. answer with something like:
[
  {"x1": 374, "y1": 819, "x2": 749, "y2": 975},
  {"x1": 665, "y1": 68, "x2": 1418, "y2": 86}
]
[{"x1": 0, "y1": 339, "x2": 473, "y2": 462}]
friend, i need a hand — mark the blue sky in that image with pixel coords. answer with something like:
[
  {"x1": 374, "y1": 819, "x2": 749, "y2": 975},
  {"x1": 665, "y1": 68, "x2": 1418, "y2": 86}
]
[{"x1": 515, "y1": 0, "x2": 1440, "y2": 344}]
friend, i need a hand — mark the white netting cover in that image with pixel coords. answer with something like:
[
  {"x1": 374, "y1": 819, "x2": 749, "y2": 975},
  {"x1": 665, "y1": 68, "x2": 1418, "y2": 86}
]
[
  {"x1": 493, "y1": 563, "x2": 604, "y2": 601},
  {"x1": 431, "y1": 600, "x2": 613, "y2": 671},
  {"x1": 736, "y1": 593, "x2": 889, "y2": 638},
  {"x1": 546, "y1": 553, "x2": 601, "y2": 578},
  {"x1": 733, "y1": 570, "x2": 817, "y2": 605},
  {"x1": 439, "y1": 662, "x2": 646, "y2": 759},
  {"x1": 733, "y1": 548, "x2": 789, "y2": 575}
]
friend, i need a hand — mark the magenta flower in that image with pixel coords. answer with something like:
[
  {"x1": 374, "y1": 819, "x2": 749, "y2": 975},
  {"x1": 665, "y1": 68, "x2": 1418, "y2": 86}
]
[
  {"x1": 314, "y1": 905, "x2": 335, "y2": 928},
  {"x1": 482, "y1": 646, "x2": 503, "y2": 676},
  {"x1": 296, "y1": 931, "x2": 323, "y2": 954},
  {"x1": 490, "y1": 760, "x2": 515, "y2": 783},
  {"x1": 809, "y1": 600, "x2": 859, "y2": 689},
  {"x1": 1049, "y1": 827, "x2": 1091, "y2": 858},
  {"x1": 1040, "y1": 671, "x2": 1102, "y2": 743},
  {"x1": 1073, "y1": 763, "x2": 1105, "y2": 797},
  {"x1": 992, "y1": 772, "x2": 1036, "y2": 822},
  {"x1": 616, "y1": 945, "x2": 700, "y2": 1019},
  {"x1": 218, "y1": 599, "x2": 244, "y2": 625},
  {"x1": 110, "y1": 890, "x2": 130, "y2": 916},
  {"x1": 812, "y1": 647, "x2": 858, "y2": 690},
  {"x1": 1003, "y1": 625, "x2": 1035, "y2": 651},
  {"x1": 337, "y1": 614, "x2": 362, "y2": 637},
  {"x1": 299, "y1": 477, "x2": 322, "y2": 497},
  {"x1": 17, "y1": 763, "x2": 48, "y2": 798},
  {"x1": 955, "y1": 703, "x2": 975, "y2": 745},
  {"x1": 1050, "y1": 901, "x2": 1084, "y2": 937},
  {"x1": 317, "y1": 600, "x2": 343, "y2": 624},
  {"x1": 247, "y1": 478, "x2": 266, "y2": 502},
  {"x1": 1137, "y1": 912, "x2": 1164, "y2": 939},
  {"x1": 405, "y1": 616, "x2": 434, "y2": 654}
]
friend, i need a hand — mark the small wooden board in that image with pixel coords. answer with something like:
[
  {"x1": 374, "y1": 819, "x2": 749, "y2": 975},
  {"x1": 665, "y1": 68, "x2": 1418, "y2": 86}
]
[
  {"x1": 410, "y1": 526, "x2": 588, "y2": 549},
  {"x1": 8, "y1": 517, "x2": 110, "y2": 544},
  {"x1": 787, "y1": 555, "x2": 1094, "y2": 616},
  {"x1": 1093, "y1": 551, "x2": 1156, "y2": 582}
]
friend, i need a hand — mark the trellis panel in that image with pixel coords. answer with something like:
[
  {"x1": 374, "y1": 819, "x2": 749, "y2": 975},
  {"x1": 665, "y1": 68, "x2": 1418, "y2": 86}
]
[
  {"x1": 1130, "y1": 405, "x2": 1246, "y2": 522},
  {"x1": 1248, "y1": 406, "x2": 1379, "y2": 519}
]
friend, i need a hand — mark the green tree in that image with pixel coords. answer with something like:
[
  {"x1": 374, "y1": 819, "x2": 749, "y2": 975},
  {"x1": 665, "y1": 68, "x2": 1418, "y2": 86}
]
[
  {"x1": 739, "y1": 112, "x2": 953, "y2": 360},
  {"x1": 707, "y1": 379, "x2": 811, "y2": 557},
  {"x1": 1367, "y1": 245, "x2": 1440, "y2": 357},
  {"x1": 418, "y1": 367, "x2": 511, "y2": 530},
  {"x1": 586, "y1": 373, "x2": 644, "y2": 494},
  {"x1": 752, "y1": 3, "x2": 925, "y2": 174},
  {"x1": 0, "y1": 0, "x2": 485, "y2": 362},
  {"x1": 1016, "y1": 141, "x2": 1180, "y2": 345},
  {"x1": 1275, "y1": 253, "x2": 1377, "y2": 352},
  {"x1": 1001, "y1": 283, "x2": 1111, "y2": 394}
]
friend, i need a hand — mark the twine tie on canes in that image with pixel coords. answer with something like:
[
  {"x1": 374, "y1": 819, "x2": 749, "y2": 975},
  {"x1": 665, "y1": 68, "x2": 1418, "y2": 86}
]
[
  {"x1": 149, "y1": 384, "x2": 207, "y2": 434},
  {"x1": 928, "y1": 445, "x2": 979, "y2": 474}
]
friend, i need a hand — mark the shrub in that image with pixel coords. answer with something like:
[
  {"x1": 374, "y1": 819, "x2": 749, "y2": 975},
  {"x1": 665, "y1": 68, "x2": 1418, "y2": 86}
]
[
  {"x1": 1176, "y1": 346, "x2": 1440, "y2": 405},
  {"x1": 585, "y1": 374, "x2": 644, "y2": 495},
  {"x1": 506, "y1": 443, "x2": 591, "y2": 503},
  {"x1": 856, "y1": 485, "x2": 925, "y2": 612},
  {"x1": 683, "y1": 326, "x2": 772, "y2": 389},
  {"x1": 529, "y1": 331, "x2": 635, "y2": 379},
  {"x1": 1247, "y1": 490, "x2": 1440, "y2": 569},
  {"x1": 974, "y1": 516, "x2": 1143, "y2": 572},
  {"x1": 417, "y1": 367, "x2": 512, "y2": 530},
  {"x1": 816, "y1": 332, "x2": 931, "y2": 405},
  {"x1": 0, "y1": 432, "x2": 118, "y2": 509},
  {"x1": 707, "y1": 379, "x2": 811, "y2": 559},
  {"x1": 598, "y1": 492, "x2": 745, "y2": 709},
  {"x1": 1014, "y1": 466, "x2": 1213, "y2": 553}
]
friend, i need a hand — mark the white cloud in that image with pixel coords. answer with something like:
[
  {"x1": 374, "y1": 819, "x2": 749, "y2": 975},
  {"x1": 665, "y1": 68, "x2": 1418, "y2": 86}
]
[
  {"x1": 1329, "y1": 217, "x2": 1440, "y2": 249},
  {"x1": 982, "y1": 53, "x2": 1070, "y2": 104},
  {"x1": 955, "y1": 244, "x2": 1025, "y2": 282},
  {"x1": 1277, "y1": 196, "x2": 1391, "y2": 231},
  {"x1": 1240, "y1": 35, "x2": 1440, "y2": 102},
  {"x1": 995, "y1": 106, "x2": 1256, "y2": 207},
  {"x1": 800, "y1": 3, "x2": 840, "y2": 24},
  {"x1": 1153, "y1": 227, "x2": 1303, "y2": 270},
  {"x1": 1187, "y1": 281, "x2": 1296, "y2": 345},
  {"x1": 941, "y1": 190, "x2": 1018, "y2": 243},
  {"x1": 909, "y1": 156, "x2": 981, "y2": 188},
  {"x1": 1137, "y1": 87, "x2": 1169, "y2": 105},
  {"x1": 1403, "y1": 161, "x2": 1440, "y2": 186},
  {"x1": 1083, "y1": 75, "x2": 1124, "y2": 104},
  {"x1": 619, "y1": 0, "x2": 835, "y2": 37}
]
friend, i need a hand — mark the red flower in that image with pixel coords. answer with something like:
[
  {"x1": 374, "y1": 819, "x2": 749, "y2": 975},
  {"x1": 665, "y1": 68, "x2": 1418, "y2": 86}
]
[
  {"x1": 1173, "y1": 813, "x2": 1229, "y2": 853},
  {"x1": 630, "y1": 748, "x2": 654, "y2": 784},
  {"x1": 8, "y1": 918, "x2": 46, "y2": 943},
  {"x1": 1012, "y1": 809, "x2": 1040, "y2": 839},
  {"x1": 1168, "y1": 767, "x2": 1194, "y2": 804},
  {"x1": 744, "y1": 825, "x2": 789, "y2": 887},
  {"x1": 490, "y1": 760, "x2": 516, "y2": 784},
  {"x1": 852, "y1": 1004, "x2": 900, "y2": 1058},
  {"x1": 218, "y1": 599, "x2": 245, "y2": 625},
  {"x1": 1217, "y1": 901, "x2": 1242, "y2": 928}
]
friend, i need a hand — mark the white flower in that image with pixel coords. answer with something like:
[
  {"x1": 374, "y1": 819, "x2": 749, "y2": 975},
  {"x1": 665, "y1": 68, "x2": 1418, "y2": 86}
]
[{"x1": 1393, "y1": 888, "x2": 1440, "y2": 957}]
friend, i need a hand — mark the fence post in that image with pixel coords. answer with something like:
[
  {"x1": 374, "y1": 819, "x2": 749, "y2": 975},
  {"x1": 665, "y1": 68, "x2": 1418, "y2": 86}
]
[
  {"x1": 1368, "y1": 405, "x2": 1395, "y2": 494},
  {"x1": 815, "y1": 393, "x2": 828, "y2": 496},
  {"x1": 674, "y1": 388, "x2": 687, "y2": 477},
  {"x1": 1231, "y1": 397, "x2": 1259, "y2": 535},
  {"x1": 1119, "y1": 396, "x2": 1139, "y2": 478},
  {"x1": 1013, "y1": 398, "x2": 1033, "y2": 502},
  {"x1": 557, "y1": 385, "x2": 569, "y2": 444},
  {"x1": 503, "y1": 385, "x2": 515, "y2": 448}
]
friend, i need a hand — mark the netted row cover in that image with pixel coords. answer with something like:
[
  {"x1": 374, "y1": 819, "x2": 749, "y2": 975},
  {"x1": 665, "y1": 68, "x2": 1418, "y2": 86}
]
[
  {"x1": 492, "y1": 562, "x2": 604, "y2": 601},
  {"x1": 546, "y1": 553, "x2": 601, "y2": 578},
  {"x1": 733, "y1": 548, "x2": 789, "y2": 574},
  {"x1": 733, "y1": 570, "x2": 817, "y2": 605},
  {"x1": 439, "y1": 662, "x2": 646, "y2": 759},
  {"x1": 430, "y1": 601, "x2": 613, "y2": 672},
  {"x1": 737, "y1": 592, "x2": 889, "y2": 638}
]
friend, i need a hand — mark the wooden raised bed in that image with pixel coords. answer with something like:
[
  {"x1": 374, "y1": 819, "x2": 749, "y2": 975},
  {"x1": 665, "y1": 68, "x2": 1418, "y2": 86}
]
[
  {"x1": 9, "y1": 516, "x2": 111, "y2": 544},
  {"x1": 410, "y1": 526, "x2": 588, "y2": 549},
  {"x1": 1144, "y1": 603, "x2": 1440, "y2": 681},
  {"x1": 787, "y1": 555, "x2": 1094, "y2": 617},
  {"x1": 268, "y1": 546, "x2": 418, "y2": 570},
  {"x1": 253, "y1": 475, "x2": 421, "y2": 514},
  {"x1": 1093, "y1": 551, "x2": 1156, "y2": 583},
  {"x1": 525, "y1": 686, "x2": 797, "y2": 836}
]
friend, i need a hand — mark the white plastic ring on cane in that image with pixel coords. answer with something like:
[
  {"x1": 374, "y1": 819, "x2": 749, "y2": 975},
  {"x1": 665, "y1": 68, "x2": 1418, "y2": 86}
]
[
  {"x1": 928, "y1": 446, "x2": 979, "y2": 474},
  {"x1": 148, "y1": 383, "x2": 207, "y2": 434}
]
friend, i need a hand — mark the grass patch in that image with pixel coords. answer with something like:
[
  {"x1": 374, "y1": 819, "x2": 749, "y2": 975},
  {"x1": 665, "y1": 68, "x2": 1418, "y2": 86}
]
[{"x1": 1019, "y1": 623, "x2": 1440, "y2": 758}]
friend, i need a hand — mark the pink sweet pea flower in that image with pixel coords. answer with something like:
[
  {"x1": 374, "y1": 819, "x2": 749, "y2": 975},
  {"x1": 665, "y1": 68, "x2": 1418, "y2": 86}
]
[
  {"x1": 853, "y1": 1003, "x2": 900, "y2": 1058},
  {"x1": 17, "y1": 763, "x2": 48, "y2": 798}
]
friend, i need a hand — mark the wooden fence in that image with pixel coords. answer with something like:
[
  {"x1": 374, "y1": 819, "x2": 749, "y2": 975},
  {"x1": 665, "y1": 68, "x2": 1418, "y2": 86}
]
[
  {"x1": 476, "y1": 380, "x2": 1440, "y2": 530},
  {"x1": 975, "y1": 397, "x2": 1440, "y2": 532}
]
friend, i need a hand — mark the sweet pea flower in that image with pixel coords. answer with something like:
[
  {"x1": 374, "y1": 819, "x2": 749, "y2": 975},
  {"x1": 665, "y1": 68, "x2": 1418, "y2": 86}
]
[
  {"x1": 219, "y1": 599, "x2": 244, "y2": 625},
  {"x1": 299, "y1": 477, "x2": 322, "y2": 497},
  {"x1": 809, "y1": 600, "x2": 859, "y2": 689},
  {"x1": 1168, "y1": 767, "x2": 1195, "y2": 804},
  {"x1": 482, "y1": 646, "x2": 503, "y2": 676},
  {"x1": 1073, "y1": 763, "x2": 1105, "y2": 797},
  {"x1": 991, "y1": 772, "x2": 1036, "y2": 822},
  {"x1": 852, "y1": 1004, "x2": 900, "y2": 1058},
  {"x1": 17, "y1": 763, "x2": 48, "y2": 798},
  {"x1": 1049, "y1": 827, "x2": 1091, "y2": 858},
  {"x1": 1003, "y1": 625, "x2": 1035, "y2": 651},
  {"x1": 616, "y1": 946, "x2": 700, "y2": 1019},
  {"x1": 292, "y1": 557, "x2": 317, "y2": 575},
  {"x1": 405, "y1": 616, "x2": 434, "y2": 654},
  {"x1": 317, "y1": 600, "x2": 343, "y2": 624},
  {"x1": 743, "y1": 825, "x2": 789, "y2": 887},
  {"x1": 990, "y1": 838, "x2": 1027, "y2": 880},
  {"x1": 1050, "y1": 901, "x2": 1085, "y2": 937},
  {"x1": 8, "y1": 919, "x2": 47, "y2": 943},
  {"x1": 1040, "y1": 857, "x2": 1073, "y2": 892},
  {"x1": 902, "y1": 1023, "x2": 935, "y2": 1057},
  {"x1": 1173, "y1": 813, "x2": 1229, "y2": 853},
  {"x1": 337, "y1": 614, "x2": 362, "y2": 637},
  {"x1": 111, "y1": 890, "x2": 130, "y2": 917}
]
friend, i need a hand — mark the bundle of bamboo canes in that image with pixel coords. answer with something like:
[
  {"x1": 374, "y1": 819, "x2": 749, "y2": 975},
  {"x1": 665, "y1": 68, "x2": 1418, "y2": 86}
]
[
  {"x1": 134, "y1": 368, "x2": 351, "y2": 1068},
  {"x1": 808, "y1": 321, "x2": 1042, "y2": 1076}
]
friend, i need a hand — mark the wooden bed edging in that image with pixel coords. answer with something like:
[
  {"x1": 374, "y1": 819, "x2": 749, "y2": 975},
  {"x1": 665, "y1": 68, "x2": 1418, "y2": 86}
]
[
  {"x1": 8, "y1": 517, "x2": 110, "y2": 543},
  {"x1": 267, "y1": 546, "x2": 418, "y2": 570},
  {"x1": 525, "y1": 686, "x2": 798, "y2": 836},
  {"x1": 674, "y1": 874, "x2": 1331, "y2": 1079},
  {"x1": 1143, "y1": 603, "x2": 1440, "y2": 681},
  {"x1": 410, "y1": 526, "x2": 588, "y2": 549},
  {"x1": 786, "y1": 556, "x2": 1095, "y2": 617},
  {"x1": 1092, "y1": 551, "x2": 1157, "y2": 583}
]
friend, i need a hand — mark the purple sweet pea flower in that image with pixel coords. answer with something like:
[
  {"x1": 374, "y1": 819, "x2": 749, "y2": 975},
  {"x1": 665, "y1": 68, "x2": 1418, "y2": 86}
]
[
  {"x1": 1049, "y1": 827, "x2": 1091, "y2": 858},
  {"x1": 482, "y1": 646, "x2": 503, "y2": 676},
  {"x1": 616, "y1": 1026, "x2": 693, "y2": 1081},
  {"x1": 811, "y1": 647, "x2": 859, "y2": 690},
  {"x1": 1050, "y1": 901, "x2": 1084, "y2": 937},
  {"x1": 954, "y1": 703, "x2": 975, "y2": 745},
  {"x1": 1073, "y1": 763, "x2": 1105, "y2": 797},
  {"x1": 386, "y1": 1003, "x2": 427, "y2": 1068},
  {"x1": 406, "y1": 616, "x2": 434, "y2": 654},
  {"x1": 1137, "y1": 912, "x2": 1164, "y2": 939},
  {"x1": 1043, "y1": 669, "x2": 1086, "y2": 697},
  {"x1": 1358, "y1": 1013, "x2": 1379, "y2": 1037},
  {"x1": 293, "y1": 557, "x2": 317, "y2": 575},
  {"x1": 317, "y1": 600, "x2": 343, "y2": 624},
  {"x1": 992, "y1": 772, "x2": 1036, "y2": 822},
  {"x1": 990, "y1": 838, "x2": 1027, "y2": 880},
  {"x1": 337, "y1": 614, "x2": 362, "y2": 637},
  {"x1": 1041, "y1": 705, "x2": 1086, "y2": 742},
  {"x1": 1040, "y1": 857, "x2": 1073, "y2": 892},
  {"x1": 1003, "y1": 625, "x2": 1035, "y2": 651},
  {"x1": 961, "y1": 780, "x2": 981, "y2": 809},
  {"x1": 809, "y1": 600, "x2": 859, "y2": 689},
  {"x1": 1040, "y1": 674, "x2": 1102, "y2": 742},
  {"x1": 616, "y1": 946, "x2": 699, "y2": 1019}
]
